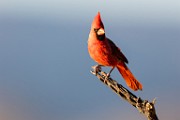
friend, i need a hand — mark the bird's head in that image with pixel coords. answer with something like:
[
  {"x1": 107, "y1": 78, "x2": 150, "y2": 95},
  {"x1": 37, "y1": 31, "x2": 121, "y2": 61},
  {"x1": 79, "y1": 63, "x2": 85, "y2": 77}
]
[{"x1": 91, "y1": 12, "x2": 105, "y2": 41}]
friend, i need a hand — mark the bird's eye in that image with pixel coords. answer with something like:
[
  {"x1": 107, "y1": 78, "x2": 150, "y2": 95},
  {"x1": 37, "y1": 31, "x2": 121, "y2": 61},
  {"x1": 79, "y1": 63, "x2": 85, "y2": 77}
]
[{"x1": 94, "y1": 28, "x2": 99, "y2": 32}]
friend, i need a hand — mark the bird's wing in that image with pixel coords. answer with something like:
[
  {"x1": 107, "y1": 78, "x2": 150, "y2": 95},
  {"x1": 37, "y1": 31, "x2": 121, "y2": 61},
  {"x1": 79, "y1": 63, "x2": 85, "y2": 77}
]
[{"x1": 107, "y1": 38, "x2": 128, "y2": 63}]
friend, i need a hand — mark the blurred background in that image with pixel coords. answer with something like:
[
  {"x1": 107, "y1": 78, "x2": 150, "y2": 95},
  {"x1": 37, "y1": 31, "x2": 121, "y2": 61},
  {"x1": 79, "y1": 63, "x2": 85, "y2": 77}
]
[{"x1": 0, "y1": 0, "x2": 180, "y2": 120}]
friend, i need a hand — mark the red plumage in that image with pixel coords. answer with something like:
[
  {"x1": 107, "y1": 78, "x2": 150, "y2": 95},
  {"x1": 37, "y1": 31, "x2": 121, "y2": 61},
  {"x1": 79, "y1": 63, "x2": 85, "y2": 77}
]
[{"x1": 88, "y1": 12, "x2": 142, "y2": 91}]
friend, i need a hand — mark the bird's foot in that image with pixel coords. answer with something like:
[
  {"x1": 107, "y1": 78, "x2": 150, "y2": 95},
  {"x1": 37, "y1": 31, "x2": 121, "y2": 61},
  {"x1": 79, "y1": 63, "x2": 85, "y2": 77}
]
[
  {"x1": 92, "y1": 65, "x2": 102, "y2": 75},
  {"x1": 105, "y1": 73, "x2": 110, "y2": 80},
  {"x1": 104, "y1": 66, "x2": 114, "y2": 80}
]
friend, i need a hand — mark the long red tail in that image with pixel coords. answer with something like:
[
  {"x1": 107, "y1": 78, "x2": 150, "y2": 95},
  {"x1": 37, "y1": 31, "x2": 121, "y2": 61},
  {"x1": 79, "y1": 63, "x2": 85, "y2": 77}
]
[{"x1": 116, "y1": 63, "x2": 143, "y2": 91}]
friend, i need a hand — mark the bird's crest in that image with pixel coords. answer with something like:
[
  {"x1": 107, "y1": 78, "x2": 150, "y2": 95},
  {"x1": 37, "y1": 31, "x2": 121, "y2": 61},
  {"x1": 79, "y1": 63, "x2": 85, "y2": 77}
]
[{"x1": 92, "y1": 12, "x2": 104, "y2": 29}]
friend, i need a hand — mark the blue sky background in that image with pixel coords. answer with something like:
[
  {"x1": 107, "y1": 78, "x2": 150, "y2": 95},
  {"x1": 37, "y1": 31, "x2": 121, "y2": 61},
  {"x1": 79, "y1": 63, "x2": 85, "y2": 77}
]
[{"x1": 0, "y1": 0, "x2": 180, "y2": 120}]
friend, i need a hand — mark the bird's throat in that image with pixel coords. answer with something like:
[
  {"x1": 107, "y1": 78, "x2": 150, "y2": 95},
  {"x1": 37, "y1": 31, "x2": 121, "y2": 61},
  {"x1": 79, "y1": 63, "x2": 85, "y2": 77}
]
[{"x1": 96, "y1": 34, "x2": 105, "y2": 41}]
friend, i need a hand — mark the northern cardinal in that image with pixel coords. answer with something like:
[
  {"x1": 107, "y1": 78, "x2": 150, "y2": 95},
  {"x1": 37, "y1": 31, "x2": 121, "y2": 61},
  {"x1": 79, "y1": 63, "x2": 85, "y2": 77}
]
[{"x1": 88, "y1": 12, "x2": 142, "y2": 91}]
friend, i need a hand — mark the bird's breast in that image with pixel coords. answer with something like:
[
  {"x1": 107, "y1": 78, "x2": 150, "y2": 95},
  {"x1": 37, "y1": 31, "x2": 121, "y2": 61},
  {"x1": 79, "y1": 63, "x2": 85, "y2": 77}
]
[{"x1": 88, "y1": 39, "x2": 117, "y2": 66}]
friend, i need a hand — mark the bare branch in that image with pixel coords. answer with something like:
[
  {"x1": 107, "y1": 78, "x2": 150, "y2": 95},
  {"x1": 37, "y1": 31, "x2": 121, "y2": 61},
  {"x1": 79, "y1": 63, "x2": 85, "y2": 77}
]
[{"x1": 90, "y1": 68, "x2": 158, "y2": 120}]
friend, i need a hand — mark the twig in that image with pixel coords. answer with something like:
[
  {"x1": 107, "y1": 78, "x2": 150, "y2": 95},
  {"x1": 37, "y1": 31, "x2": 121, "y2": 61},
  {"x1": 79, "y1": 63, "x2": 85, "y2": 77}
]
[{"x1": 90, "y1": 67, "x2": 158, "y2": 120}]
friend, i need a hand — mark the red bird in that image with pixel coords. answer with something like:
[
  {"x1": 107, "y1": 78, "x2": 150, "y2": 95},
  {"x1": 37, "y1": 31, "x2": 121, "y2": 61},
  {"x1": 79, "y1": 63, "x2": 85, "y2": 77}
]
[{"x1": 88, "y1": 12, "x2": 142, "y2": 91}]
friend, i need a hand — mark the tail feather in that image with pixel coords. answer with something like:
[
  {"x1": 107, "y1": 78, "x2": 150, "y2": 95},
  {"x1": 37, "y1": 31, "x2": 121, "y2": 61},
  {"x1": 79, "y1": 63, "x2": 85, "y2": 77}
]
[{"x1": 116, "y1": 63, "x2": 143, "y2": 91}]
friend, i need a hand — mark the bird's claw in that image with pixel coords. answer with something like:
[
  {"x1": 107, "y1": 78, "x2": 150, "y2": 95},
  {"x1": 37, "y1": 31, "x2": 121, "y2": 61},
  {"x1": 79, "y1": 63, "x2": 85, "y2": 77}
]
[
  {"x1": 105, "y1": 73, "x2": 110, "y2": 80},
  {"x1": 92, "y1": 65, "x2": 102, "y2": 75}
]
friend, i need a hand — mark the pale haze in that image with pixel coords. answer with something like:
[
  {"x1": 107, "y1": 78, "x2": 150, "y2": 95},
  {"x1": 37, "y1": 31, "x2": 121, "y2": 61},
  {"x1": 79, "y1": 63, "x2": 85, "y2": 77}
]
[{"x1": 0, "y1": 0, "x2": 180, "y2": 120}]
